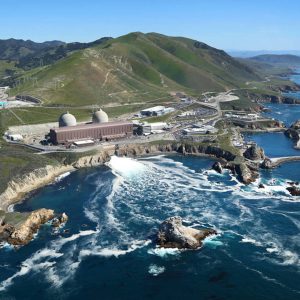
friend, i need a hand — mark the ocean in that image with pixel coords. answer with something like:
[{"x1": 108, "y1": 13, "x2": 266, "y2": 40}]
[{"x1": 1, "y1": 78, "x2": 300, "y2": 299}]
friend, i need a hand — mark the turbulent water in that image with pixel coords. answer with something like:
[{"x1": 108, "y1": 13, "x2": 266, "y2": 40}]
[
  {"x1": 1, "y1": 75, "x2": 300, "y2": 300},
  {"x1": 0, "y1": 154, "x2": 299, "y2": 299}
]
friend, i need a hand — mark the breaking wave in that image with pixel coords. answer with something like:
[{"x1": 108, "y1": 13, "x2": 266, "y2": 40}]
[{"x1": 0, "y1": 154, "x2": 299, "y2": 296}]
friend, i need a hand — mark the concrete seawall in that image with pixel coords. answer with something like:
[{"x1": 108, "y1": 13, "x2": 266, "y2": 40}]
[{"x1": 270, "y1": 156, "x2": 300, "y2": 168}]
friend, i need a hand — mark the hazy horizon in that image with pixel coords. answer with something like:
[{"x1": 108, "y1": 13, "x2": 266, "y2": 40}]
[{"x1": 1, "y1": 0, "x2": 300, "y2": 51}]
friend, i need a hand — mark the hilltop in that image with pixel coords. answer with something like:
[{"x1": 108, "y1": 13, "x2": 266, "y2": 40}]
[
  {"x1": 6, "y1": 32, "x2": 261, "y2": 106},
  {"x1": 249, "y1": 54, "x2": 300, "y2": 65}
]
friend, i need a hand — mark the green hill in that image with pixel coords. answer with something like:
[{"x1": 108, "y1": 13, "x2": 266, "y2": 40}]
[
  {"x1": 250, "y1": 54, "x2": 300, "y2": 65},
  {"x1": 10, "y1": 32, "x2": 261, "y2": 106}
]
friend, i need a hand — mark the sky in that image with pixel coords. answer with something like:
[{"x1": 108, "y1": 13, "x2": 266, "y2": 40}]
[{"x1": 1, "y1": 0, "x2": 300, "y2": 51}]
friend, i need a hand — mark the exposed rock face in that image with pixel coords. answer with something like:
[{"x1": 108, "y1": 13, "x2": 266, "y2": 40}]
[
  {"x1": 157, "y1": 216, "x2": 217, "y2": 249},
  {"x1": 286, "y1": 186, "x2": 300, "y2": 196},
  {"x1": 286, "y1": 182, "x2": 300, "y2": 196},
  {"x1": 285, "y1": 120, "x2": 300, "y2": 148},
  {"x1": 235, "y1": 162, "x2": 258, "y2": 184},
  {"x1": 212, "y1": 161, "x2": 223, "y2": 174},
  {"x1": 243, "y1": 144, "x2": 265, "y2": 161},
  {"x1": 4, "y1": 209, "x2": 55, "y2": 245},
  {"x1": 0, "y1": 165, "x2": 73, "y2": 211},
  {"x1": 260, "y1": 157, "x2": 273, "y2": 169},
  {"x1": 51, "y1": 212, "x2": 68, "y2": 227}
]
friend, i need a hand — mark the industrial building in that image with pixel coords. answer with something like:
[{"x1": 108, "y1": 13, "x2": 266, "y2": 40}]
[
  {"x1": 182, "y1": 125, "x2": 217, "y2": 135},
  {"x1": 133, "y1": 121, "x2": 169, "y2": 135},
  {"x1": 49, "y1": 109, "x2": 133, "y2": 145},
  {"x1": 140, "y1": 106, "x2": 175, "y2": 117}
]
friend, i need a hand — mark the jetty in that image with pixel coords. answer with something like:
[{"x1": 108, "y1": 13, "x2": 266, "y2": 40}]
[{"x1": 269, "y1": 156, "x2": 300, "y2": 167}]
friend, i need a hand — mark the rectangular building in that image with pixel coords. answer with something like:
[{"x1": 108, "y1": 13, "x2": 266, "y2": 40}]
[
  {"x1": 140, "y1": 106, "x2": 166, "y2": 117},
  {"x1": 49, "y1": 121, "x2": 133, "y2": 145}
]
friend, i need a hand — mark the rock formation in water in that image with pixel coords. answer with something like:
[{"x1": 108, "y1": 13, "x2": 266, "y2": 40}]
[
  {"x1": 0, "y1": 209, "x2": 68, "y2": 246},
  {"x1": 156, "y1": 216, "x2": 217, "y2": 249},
  {"x1": 212, "y1": 161, "x2": 223, "y2": 174},
  {"x1": 51, "y1": 212, "x2": 69, "y2": 227},
  {"x1": 285, "y1": 120, "x2": 300, "y2": 148},
  {"x1": 234, "y1": 162, "x2": 259, "y2": 184},
  {"x1": 243, "y1": 144, "x2": 265, "y2": 161},
  {"x1": 260, "y1": 157, "x2": 273, "y2": 169},
  {"x1": 286, "y1": 182, "x2": 300, "y2": 196}
]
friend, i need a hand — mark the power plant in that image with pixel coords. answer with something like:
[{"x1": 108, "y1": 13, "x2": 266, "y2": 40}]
[{"x1": 49, "y1": 109, "x2": 133, "y2": 145}]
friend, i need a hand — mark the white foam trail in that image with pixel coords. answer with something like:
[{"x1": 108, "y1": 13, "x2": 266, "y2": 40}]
[
  {"x1": 203, "y1": 235, "x2": 224, "y2": 248},
  {"x1": 79, "y1": 240, "x2": 151, "y2": 259},
  {"x1": 241, "y1": 237, "x2": 263, "y2": 247},
  {"x1": 107, "y1": 156, "x2": 147, "y2": 179},
  {"x1": 55, "y1": 171, "x2": 71, "y2": 183},
  {"x1": 0, "y1": 230, "x2": 97, "y2": 291},
  {"x1": 148, "y1": 247, "x2": 181, "y2": 258},
  {"x1": 148, "y1": 264, "x2": 165, "y2": 276}
]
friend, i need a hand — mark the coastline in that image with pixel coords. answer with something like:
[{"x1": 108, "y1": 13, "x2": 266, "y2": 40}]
[
  {"x1": 0, "y1": 142, "x2": 234, "y2": 213},
  {"x1": 0, "y1": 164, "x2": 75, "y2": 212},
  {"x1": 1, "y1": 130, "x2": 299, "y2": 213}
]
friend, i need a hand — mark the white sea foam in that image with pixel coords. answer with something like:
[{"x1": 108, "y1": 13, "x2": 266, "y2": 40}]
[
  {"x1": 55, "y1": 171, "x2": 71, "y2": 183},
  {"x1": 148, "y1": 247, "x2": 181, "y2": 258},
  {"x1": 148, "y1": 264, "x2": 165, "y2": 276},
  {"x1": 107, "y1": 155, "x2": 147, "y2": 179},
  {"x1": 241, "y1": 237, "x2": 262, "y2": 247},
  {"x1": 203, "y1": 235, "x2": 224, "y2": 248}
]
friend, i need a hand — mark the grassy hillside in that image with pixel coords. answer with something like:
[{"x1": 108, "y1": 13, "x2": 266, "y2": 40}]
[
  {"x1": 250, "y1": 54, "x2": 300, "y2": 65},
  {"x1": 9, "y1": 32, "x2": 261, "y2": 106}
]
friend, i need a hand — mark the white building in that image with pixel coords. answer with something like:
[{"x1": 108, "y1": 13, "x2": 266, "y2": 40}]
[
  {"x1": 140, "y1": 106, "x2": 166, "y2": 117},
  {"x1": 140, "y1": 106, "x2": 175, "y2": 117},
  {"x1": 182, "y1": 125, "x2": 217, "y2": 135}
]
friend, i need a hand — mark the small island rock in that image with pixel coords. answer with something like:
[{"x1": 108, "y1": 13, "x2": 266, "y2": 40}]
[{"x1": 157, "y1": 216, "x2": 217, "y2": 249}]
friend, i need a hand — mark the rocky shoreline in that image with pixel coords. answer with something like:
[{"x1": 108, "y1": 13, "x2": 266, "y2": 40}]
[
  {"x1": 285, "y1": 120, "x2": 300, "y2": 148},
  {"x1": 0, "y1": 209, "x2": 68, "y2": 246},
  {"x1": 0, "y1": 140, "x2": 293, "y2": 246},
  {"x1": 0, "y1": 141, "x2": 261, "y2": 214}
]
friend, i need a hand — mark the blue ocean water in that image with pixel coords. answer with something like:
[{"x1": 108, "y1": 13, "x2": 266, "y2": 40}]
[
  {"x1": 283, "y1": 69, "x2": 300, "y2": 99},
  {"x1": 245, "y1": 93, "x2": 300, "y2": 157},
  {"x1": 1, "y1": 74, "x2": 300, "y2": 300},
  {"x1": 0, "y1": 154, "x2": 299, "y2": 300}
]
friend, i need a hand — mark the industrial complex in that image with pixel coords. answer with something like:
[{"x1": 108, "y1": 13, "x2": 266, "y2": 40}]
[{"x1": 49, "y1": 109, "x2": 133, "y2": 145}]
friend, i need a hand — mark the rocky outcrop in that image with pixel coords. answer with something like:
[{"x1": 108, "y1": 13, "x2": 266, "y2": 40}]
[
  {"x1": 72, "y1": 150, "x2": 113, "y2": 168},
  {"x1": 0, "y1": 209, "x2": 68, "y2": 245},
  {"x1": 286, "y1": 182, "x2": 300, "y2": 196},
  {"x1": 260, "y1": 157, "x2": 273, "y2": 169},
  {"x1": 157, "y1": 216, "x2": 217, "y2": 249},
  {"x1": 243, "y1": 144, "x2": 265, "y2": 161},
  {"x1": 250, "y1": 92, "x2": 300, "y2": 105},
  {"x1": 286, "y1": 186, "x2": 300, "y2": 196},
  {"x1": 51, "y1": 212, "x2": 68, "y2": 227},
  {"x1": 285, "y1": 120, "x2": 300, "y2": 148},
  {"x1": 1, "y1": 209, "x2": 54, "y2": 245},
  {"x1": 235, "y1": 162, "x2": 259, "y2": 184},
  {"x1": 212, "y1": 161, "x2": 223, "y2": 174}
]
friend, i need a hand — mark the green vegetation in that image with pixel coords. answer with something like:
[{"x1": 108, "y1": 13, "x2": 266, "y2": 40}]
[
  {"x1": 0, "y1": 107, "x2": 93, "y2": 128},
  {"x1": 0, "y1": 144, "x2": 58, "y2": 194},
  {"x1": 5, "y1": 32, "x2": 261, "y2": 107}
]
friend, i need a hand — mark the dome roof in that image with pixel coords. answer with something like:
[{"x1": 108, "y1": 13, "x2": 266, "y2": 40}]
[
  {"x1": 92, "y1": 109, "x2": 108, "y2": 123},
  {"x1": 59, "y1": 112, "x2": 77, "y2": 127}
]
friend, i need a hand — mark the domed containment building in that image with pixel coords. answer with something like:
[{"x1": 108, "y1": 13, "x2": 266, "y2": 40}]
[
  {"x1": 92, "y1": 109, "x2": 108, "y2": 123},
  {"x1": 49, "y1": 109, "x2": 132, "y2": 145},
  {"x1": 59, "y1": 112, "x2": 77, "y2": 127}
]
